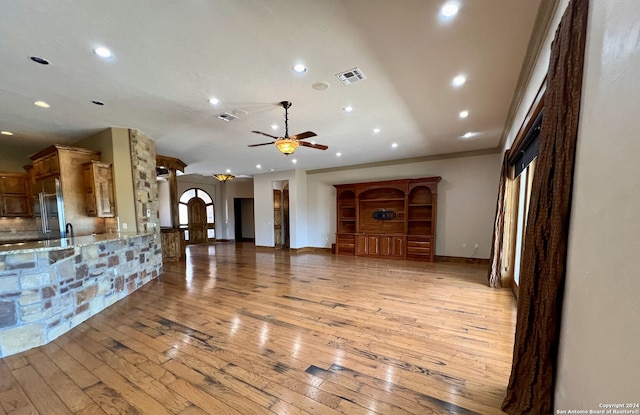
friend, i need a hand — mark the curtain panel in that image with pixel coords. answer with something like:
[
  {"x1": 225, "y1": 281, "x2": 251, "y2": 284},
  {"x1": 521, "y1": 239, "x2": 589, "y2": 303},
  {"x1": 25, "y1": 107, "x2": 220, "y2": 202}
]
[
  {"x1": 502, "y1": 0, "x2": 589, "y2": 413},
  {"x1": 487, "y1": 151, "x2": 509, "y2": 288}
]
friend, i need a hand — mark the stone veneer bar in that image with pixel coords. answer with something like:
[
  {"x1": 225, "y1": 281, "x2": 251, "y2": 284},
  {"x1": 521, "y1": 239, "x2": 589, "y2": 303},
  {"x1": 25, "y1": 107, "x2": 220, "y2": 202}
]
[{"x1": 0, "y1": 233, "x2": 162, "y2": 357}]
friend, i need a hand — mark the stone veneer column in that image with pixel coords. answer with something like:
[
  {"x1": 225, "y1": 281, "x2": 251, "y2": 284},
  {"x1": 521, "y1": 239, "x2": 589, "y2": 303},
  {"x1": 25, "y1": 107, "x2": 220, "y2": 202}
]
[{"x1": 129, "y1": 129, "x2": 160, "y2": 234}]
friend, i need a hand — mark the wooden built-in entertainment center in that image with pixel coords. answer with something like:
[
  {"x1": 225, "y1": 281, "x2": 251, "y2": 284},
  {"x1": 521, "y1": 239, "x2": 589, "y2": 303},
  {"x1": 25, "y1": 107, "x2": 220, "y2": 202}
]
[{"x1": 334, "y1": 177, "x2": 441, "y2": 261}]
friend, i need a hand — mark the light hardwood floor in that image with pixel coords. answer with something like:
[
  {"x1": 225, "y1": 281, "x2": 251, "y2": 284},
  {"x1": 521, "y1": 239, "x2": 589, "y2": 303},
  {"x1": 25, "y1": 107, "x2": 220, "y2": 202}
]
[{"x1": 0, "y1": 242, "x2": 516, "y2": 415}]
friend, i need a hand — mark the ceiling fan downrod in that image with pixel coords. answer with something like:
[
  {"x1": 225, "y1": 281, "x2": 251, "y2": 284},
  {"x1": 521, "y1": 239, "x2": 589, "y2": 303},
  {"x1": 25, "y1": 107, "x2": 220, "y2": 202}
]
[{"x1": 280, "y1": 101, "x2": 292, "y2": 138}]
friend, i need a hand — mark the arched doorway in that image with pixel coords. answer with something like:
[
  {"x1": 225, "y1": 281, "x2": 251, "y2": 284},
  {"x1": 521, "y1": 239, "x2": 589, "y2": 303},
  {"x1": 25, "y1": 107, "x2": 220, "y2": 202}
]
[{"x1": 179, "y1": 188, "x2": 215, "y2": 244}]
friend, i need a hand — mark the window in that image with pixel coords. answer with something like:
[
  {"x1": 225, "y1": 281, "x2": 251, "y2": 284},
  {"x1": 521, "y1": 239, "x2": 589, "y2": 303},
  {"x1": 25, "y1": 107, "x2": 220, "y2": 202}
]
[{"x1": 508, "y1": 110, "x2": 542, "y2": 292}]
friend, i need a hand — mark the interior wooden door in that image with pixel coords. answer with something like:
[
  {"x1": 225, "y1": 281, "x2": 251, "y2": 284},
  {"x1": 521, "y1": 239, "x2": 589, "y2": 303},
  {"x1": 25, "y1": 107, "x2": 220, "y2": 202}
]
[
  {"x1": 283, "y1": 189, "x2": 290, "y2": 248},
  {"x1": 273, "y1": 189, "x2": 282, "y2": 248},
  {"x1": 187, "y1": 198, "x2": 208, "y2": 244}
]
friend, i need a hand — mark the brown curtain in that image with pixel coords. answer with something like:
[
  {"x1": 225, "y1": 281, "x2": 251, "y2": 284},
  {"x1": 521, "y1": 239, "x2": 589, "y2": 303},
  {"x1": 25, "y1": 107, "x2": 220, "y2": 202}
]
[
  {"x1": 487, "y1": 151, "x2": 509, "y2": 288},
  {"x1": 502, "y1": 0, "x2": 589, "y2": 414}
]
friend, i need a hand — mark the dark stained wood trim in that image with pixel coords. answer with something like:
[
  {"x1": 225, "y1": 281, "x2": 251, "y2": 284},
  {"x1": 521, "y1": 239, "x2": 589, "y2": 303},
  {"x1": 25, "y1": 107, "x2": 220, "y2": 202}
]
[{"x1": 435, "y1": 255, "x2": 490, "y2": 265}]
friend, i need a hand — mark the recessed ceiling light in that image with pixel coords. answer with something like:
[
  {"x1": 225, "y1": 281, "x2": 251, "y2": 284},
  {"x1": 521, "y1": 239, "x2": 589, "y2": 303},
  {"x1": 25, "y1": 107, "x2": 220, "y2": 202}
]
[
  {"x1": 91, "y1": 100, "x2": 105, "y2": 106},
  {"x1": 93, "y1": 47, "x2": 113, "y2": 59},
  {"x1": 291, "y1": 159, "x2": 297, "y2": 164},
  {"x1": 336, "y1": 152, "x2": 342, "y2": 157},
  {"x1": 271, "y1": 124, "x2": 278, "y2": 130},
  {"x1": 208, "y1": 97, "x2": 221, "y2": 105},
  {"x1": 30, "y1": 56, "x2": 49, "y2": 65},
  {"x1": 441, "y1": 2, "x2": 460, "y2": 18},
  {"x1": 34, "y1": 100, "x2": 50, "y2": 108},
  {"x1": 459, "y1": 110, "x2": 469, "y2": 118},
  {"x1": 373, "y1": 128, "x2": 381, "y2": 134},
  {"x1": 270, "y1": 168, "x2": 275, "y2": 172},
  {"x1": 462, "y1": 132, "x2": 478, "y2": 139},
  {"x1": 452, "y1": 74, "x2": 466, "y2": 87},
  {"x1": 343, "y1": 106, "x2": 353, "y2": 113},
  {"x1": 391, "y1": 143, "x2": 398, "y2": 149},
  {"x1": 1, "y1": 131, "x2": 14, "y2": 136},
  {"x1": 256, "y1": 164, "x2": 261, "y2": 169},
  {"x1": 292, "y1": 64, "x2": 307, "y2": 73},
  {"x1": 225, "y1": 169, "x2": 231, "y2": 173}
]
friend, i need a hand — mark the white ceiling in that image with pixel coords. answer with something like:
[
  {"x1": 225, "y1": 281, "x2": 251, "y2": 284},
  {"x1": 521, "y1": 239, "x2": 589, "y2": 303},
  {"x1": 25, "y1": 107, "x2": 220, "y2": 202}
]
[{"x1": 0, "y1": 0, "x2": 541, "y2": 176}]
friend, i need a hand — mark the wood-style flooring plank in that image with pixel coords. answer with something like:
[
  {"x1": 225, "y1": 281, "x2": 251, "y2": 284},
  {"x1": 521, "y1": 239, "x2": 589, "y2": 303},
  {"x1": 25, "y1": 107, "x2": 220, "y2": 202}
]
[
  {"x1": 10, "y1": 365, "x2": 72, "y2": 415},
  {"x1": 0, "y1": 242, "x2": 516, "y2": 415}
]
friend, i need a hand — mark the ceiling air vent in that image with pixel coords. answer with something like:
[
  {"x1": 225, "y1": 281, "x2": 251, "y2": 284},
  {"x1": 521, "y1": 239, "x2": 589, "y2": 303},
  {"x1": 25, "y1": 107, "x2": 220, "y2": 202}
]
[
  {"x1": 336, "y1": 67, "x2": 366, "y2": 85},
  {"x1": 217, "y1": 112, "x2": 238, "y2": 122}
]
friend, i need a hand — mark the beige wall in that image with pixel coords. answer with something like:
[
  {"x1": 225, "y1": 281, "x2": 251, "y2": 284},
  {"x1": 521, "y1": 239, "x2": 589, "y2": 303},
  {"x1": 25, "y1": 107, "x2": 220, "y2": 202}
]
[
  {"x1": 74, "y1": 128, "x2": 137, "y2": 232},
  {"x1": 555, "y1": 0, "x2": 640, "y2": 408},
  {"x1": 0, "y1": 146, "x2": 37, "y2": 172},
  {"x1": 305, "y1": 153, "x2": 501, "y2": 257}
]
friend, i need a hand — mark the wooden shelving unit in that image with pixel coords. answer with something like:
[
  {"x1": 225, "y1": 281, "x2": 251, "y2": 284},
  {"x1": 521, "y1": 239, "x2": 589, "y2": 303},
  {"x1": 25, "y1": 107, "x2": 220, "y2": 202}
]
[{"x1": 334, "y1": 177, "x2": 440, "y2": 261}]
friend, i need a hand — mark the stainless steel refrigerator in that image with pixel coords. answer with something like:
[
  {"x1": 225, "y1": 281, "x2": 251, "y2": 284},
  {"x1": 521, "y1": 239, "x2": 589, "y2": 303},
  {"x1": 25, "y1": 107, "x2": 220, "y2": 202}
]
[{"x1": 34, "y1": 177, "x2": 67, "y2": 239}]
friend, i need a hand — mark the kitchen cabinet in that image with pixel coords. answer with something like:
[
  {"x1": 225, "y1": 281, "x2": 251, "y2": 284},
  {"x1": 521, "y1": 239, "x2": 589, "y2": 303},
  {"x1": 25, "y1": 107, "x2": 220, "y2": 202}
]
[
  {"x1": 82, "y1": 161, "x2": 115, "y2": 217},
  {"x1": 335, "y1": 177, "x2": 440, "y2": 261},
  {"x1": 161, "y1": 228, "x2": 186, "y2": 262},
  {"x1": 0, "y1": 172, "x2": 32, "y2": 217}
]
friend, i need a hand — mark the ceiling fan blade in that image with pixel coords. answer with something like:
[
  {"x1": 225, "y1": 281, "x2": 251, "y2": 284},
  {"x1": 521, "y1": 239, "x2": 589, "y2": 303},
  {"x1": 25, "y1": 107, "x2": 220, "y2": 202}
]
[
  {"x1": 252, "y1": 130, "x2": 280, "y2": 140},
  {"x1": 247, "y1": 142, "x2": 275, "y2": 147},
  {"x1": 299, "y1": 141, "x2": 328, "y2": 150},
  {"x1": 290, "y1": 131, "x2": 317, "y2": 140}
]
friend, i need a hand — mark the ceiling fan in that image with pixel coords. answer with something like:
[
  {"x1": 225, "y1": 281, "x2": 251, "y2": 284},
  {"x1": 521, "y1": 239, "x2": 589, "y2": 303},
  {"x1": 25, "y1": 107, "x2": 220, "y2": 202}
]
[{"x1": 248, "y1": 101, "x2": 328, "y2": 155}]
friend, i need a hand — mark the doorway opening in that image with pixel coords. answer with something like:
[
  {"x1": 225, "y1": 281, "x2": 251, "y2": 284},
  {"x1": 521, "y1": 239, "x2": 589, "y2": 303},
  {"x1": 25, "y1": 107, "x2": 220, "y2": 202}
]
[
  {"x1": 233, "y1": 198, "x2": 255, "y2": 242},
  {"x1": 179, "y1": 188, "x2": 215, "y2": 244},
  {"x1": 272, "y1": 181, "x2": 290, "y2": 249}
]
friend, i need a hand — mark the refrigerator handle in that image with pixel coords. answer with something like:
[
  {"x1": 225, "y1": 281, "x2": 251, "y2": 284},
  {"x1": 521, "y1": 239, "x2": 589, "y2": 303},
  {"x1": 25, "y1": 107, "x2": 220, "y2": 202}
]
[{"x1": 40, "y1": 192, "x2": 50, "y2": 233}]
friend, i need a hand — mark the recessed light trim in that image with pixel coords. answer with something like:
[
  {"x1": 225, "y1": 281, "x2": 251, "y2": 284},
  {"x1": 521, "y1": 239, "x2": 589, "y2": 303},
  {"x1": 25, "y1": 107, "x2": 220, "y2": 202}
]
[
  {"x1": 208, "y1": 97, "x2": 221, "y2": 105},
  {"x1": 34, "y1": 100, "x2": 50, "y2": 108},
  {"x1": 30, "y1": 56, "x2": 49, "y2": 65},
  {"x1": 373, "y1": 128, "x2": 381, "y2": 134},
  {"x1": 1, "y1": 131, "x2": 14, "y2": 136},
  {"x1": 459, "y1": 110, "x2": 469, "y2": 118},
  {"x1": 391, "y1": 143, "x2": 398, "y2": 149},
  {"x1": 462, "y1": 132, "x2": 479, "y2": 139},
  {"x1": 291, "y1": 159, "x2": 297, "y2": 164},
  {"x1": 256, "y1": 164, "x2": 261, "y2": 169},
  {"x1": 93, "y1": 47, "x2": 113, "y2": 59},
  {"x1": 452, "y1": 74, "x2": 466, "y2": 87},
  {"x1": 271, "y1": 124, "x2": 278, "y2": 130},
  {"x1": 336, "y1": 152, "x2": 342, "y2": 157},
  {"x1": 292, "y1": 64, "x2": 307, "y2": 73},
  {"x1": 441, "y1": 2, "x2": 459, "y2": 18},
  {"x1": 343, "y1": 106, "x2": 353, "y2": 113}
]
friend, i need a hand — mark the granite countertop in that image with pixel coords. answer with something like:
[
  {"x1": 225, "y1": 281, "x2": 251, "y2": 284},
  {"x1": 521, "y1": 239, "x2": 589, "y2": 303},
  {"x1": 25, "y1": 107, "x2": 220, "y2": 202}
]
[{"x1": 0, "y1": 232, "x2": 151, "y2": 254}]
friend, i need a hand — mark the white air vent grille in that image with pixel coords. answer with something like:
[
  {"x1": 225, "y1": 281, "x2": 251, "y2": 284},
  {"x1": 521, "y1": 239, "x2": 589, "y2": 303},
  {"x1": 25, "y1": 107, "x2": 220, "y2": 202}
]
[
  {"x1": 336, "y1": 67, "x2": 366, "y2": 85},
  {"x1": 217, "y1": 112, "x2": 238, "y2": 121}
]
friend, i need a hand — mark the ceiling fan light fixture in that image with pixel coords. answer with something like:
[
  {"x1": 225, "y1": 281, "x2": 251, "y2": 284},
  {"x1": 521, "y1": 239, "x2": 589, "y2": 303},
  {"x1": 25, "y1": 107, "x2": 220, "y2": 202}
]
[
  {"x1": 276, "y1": 138, "x2": 299, "y2": 155},
  {"x1": 214, "y1": 174, "x2": 234, "y2": 182}
]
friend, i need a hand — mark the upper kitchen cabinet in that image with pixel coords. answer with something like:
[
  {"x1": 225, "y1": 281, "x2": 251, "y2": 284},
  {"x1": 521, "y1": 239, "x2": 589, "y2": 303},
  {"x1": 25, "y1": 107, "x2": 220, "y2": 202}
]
[
  {"x1": 82, "y1": 161, "x2": 115, "y2": 217},
  {"x1": 0, "y1": 172, "x2": 32, "y2": 217}
]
